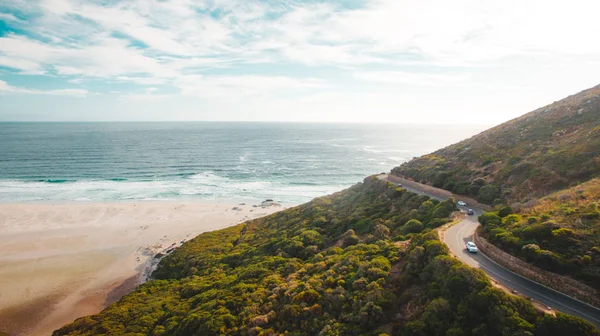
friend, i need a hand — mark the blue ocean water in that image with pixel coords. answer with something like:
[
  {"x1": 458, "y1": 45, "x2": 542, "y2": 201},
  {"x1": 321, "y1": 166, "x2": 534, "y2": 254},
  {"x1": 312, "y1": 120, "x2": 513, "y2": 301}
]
[{"x1": 0, "y1": 122, "x2": 486, "y2": 204}]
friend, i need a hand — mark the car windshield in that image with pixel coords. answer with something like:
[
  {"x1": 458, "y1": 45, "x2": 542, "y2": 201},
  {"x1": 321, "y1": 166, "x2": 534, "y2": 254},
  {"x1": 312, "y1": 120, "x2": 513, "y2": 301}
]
[{"x1": 467, "y1": 242, "x2": 475, "y2": 247}]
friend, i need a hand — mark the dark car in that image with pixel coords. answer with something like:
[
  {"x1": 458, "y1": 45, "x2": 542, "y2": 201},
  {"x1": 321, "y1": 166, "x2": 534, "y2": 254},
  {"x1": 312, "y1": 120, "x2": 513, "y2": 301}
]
[{"x1": 468, "y1": 209, "x2": 474, "y2": 215}]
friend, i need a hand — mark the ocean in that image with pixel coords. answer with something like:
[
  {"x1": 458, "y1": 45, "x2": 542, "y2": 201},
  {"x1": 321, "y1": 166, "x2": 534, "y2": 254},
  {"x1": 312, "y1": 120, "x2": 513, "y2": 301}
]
[{"x1": 0, "y1": 122, "x2": 486, "y2": 204}]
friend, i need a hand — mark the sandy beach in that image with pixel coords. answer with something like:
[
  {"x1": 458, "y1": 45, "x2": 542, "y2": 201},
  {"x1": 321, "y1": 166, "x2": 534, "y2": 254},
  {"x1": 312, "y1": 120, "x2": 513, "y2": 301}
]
[{"x1": 0, "y1": 201, "x2": 283, "y2": 336}]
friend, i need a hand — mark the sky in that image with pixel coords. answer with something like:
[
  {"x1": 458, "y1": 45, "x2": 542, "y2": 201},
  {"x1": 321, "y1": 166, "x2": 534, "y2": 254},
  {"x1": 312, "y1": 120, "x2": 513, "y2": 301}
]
[{"x1": 0, "y1": 0, "x2": 599, "y2": 124}]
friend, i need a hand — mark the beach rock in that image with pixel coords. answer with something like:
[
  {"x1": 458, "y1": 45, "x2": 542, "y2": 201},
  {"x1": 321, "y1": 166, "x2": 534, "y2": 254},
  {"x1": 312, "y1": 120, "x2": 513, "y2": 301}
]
[{"x1": 260, "y1": 199, "x2": 281, "y2": 208}]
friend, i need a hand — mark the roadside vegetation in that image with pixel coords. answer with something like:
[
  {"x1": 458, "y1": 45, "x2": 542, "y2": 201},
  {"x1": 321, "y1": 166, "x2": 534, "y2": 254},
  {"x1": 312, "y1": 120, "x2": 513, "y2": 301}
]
[
  {"x1": 479, "y1": 179, "x2": 600, "y2": 289},
  {"x1": 54, "y1": 177, "x2": 598, "y2": 336},
  {"x1": 392, "y1": 83, "x2": 600, "y2": 295},
  {"x1": 391, "y1": 84, "x2": 600, "y2": 205}
]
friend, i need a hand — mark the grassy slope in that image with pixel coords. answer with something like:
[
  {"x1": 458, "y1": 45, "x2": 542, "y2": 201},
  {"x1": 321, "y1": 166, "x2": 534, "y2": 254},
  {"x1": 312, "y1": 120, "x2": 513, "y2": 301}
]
[
  {"x1": 479, "y1": 178, "x2": 600, "y2": 289},
  {"x1": 54, "y1": 178, "x2": 598, "y2": 336},
  {"x1": 392, "y1": 84, "x2": 600, "y2": 205}
]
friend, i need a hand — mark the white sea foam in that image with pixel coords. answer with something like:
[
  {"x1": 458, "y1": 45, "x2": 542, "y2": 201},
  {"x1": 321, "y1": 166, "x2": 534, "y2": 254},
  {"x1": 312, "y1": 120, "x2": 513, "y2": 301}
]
[{"x1": 0, "y1": 177, "x2": 348, "y2": 205}]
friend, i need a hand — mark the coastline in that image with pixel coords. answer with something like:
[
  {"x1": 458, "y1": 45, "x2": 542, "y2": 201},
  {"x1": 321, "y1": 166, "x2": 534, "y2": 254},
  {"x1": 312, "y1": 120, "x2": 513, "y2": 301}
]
[{"x1": 0, "y1": 200, "x2": 285, "y2": 336}]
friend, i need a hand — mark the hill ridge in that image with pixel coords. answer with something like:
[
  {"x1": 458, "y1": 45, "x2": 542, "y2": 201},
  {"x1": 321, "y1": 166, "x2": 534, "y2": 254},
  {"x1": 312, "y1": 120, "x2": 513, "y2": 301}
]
[{"x1": 392, "y1": 83, "x2": 600, "y2": 205}]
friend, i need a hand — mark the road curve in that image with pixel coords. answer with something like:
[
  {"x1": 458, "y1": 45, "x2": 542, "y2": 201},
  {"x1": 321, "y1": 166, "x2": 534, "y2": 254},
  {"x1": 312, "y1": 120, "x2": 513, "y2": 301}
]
[{"x1": 380, "y1": 175, "x2": 600, "y2": 327}]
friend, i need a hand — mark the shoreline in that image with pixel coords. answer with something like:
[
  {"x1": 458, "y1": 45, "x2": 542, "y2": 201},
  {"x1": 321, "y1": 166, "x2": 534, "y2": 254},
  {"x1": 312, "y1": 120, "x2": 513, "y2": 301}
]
[
  {"x1": 0, "y1": 198, "x2": 294, "y2": 206},
  {"x1": 0, "y1": 200, "x2": 285, "y2": 336}
]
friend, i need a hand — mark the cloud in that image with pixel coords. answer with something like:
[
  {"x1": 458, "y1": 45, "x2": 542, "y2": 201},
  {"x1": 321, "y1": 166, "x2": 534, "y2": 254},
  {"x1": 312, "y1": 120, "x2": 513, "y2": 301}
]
[
  {"x1": 0, "y1": 55, "x2": 44, "y2": 74},
  {"x1": 0, "y1": 34, "x2": 177, "y2": 79},
  {"x1": 120, "y1": 93, "x2": 172, "y2": 102},
  {"x1": 3, "y1": 0, "x2": 599, "y2": 78},
  {"x1": 115, "y1": 76, "x2": 166, "y2": 85},
  {"x1": 0, "y1": 80, "x2": 88, "y2": 97},
  {"x1": 353, "y1": 71, "x2": 472, "y2": 86},
  {"x1": 119, "y1": 86, "x2": 172, "y2": 101},
  {"x1": 175, "y1": 75, "x2": 329, "y2": 98},
  {"x1": 0, "y1": 13, "x2": 24, "y2": 23},
  {"x1": 1, "y1": 0, "x2": 599, "y2": 122}
]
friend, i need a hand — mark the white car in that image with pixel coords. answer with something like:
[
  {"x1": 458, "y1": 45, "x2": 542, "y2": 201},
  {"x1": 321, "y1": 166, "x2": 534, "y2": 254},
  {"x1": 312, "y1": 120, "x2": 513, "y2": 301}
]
[
  {"x1": 457, "y1": 201, "x2": 467, "y2": 206},
  {"x1": 466, "y1": 241, "x2": 478, "y2": 253}
]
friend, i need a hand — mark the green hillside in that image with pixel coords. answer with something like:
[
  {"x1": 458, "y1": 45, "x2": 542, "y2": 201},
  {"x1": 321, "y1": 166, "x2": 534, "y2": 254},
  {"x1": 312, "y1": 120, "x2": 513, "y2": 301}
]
[
  {"x1": 54, "y1": 178, "x2": 598, "y2": 336},
  {"x1": 479, "y1": 178, "x2": 600, "y2": 289},
  {"x1": 392, "y1": 84, "x2": 600, "y2": 205}
]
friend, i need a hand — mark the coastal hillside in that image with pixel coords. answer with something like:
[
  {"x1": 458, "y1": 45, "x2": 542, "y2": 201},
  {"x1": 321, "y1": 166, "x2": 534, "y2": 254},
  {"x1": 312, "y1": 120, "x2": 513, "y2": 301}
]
[
  {"x1": 479, "y1": 178, "x2": 600, "y2": 290},
  {"x1": 54, "y1": 177, "x2": 598, "y2": 336},
  {"x1": 392, "y1": 84, "x2": 600, "y2": 205}
]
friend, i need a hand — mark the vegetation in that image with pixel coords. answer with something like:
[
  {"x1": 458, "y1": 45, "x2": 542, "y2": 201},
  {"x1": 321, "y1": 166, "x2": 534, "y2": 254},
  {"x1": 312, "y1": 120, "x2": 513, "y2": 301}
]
[
  {"x1": 479, "y1": 179, "x2": 600, "y2": 289},
  {"x1": 391, "y1": 84, "x2": 600, "y2": 205},
  {"x1": 54, "y1": 177, "x2": 598, "y2": 336}
]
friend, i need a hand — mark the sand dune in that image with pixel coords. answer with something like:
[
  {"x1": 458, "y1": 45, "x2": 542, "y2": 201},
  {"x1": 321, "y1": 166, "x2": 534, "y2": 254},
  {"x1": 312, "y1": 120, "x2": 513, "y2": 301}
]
[{"x1": 0, "y1": 201, "x2": 282, "y2": 336}]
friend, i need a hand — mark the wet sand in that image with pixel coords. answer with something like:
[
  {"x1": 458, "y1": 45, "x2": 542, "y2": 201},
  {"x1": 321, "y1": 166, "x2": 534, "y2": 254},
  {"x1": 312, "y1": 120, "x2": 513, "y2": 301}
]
[{"x1": 0, "y1": 201, "x2": 282, "y2": 336}]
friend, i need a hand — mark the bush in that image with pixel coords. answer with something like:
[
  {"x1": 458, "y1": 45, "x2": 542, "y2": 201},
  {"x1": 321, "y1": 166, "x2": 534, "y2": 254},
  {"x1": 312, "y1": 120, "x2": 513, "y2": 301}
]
[
  {"x1": 521, "y1": 223, "x2": 553, "y2": 241},
  {"x1": 374, "y1": 224, "x2": 390, "y2": 240},
  {"x1": 402, "y1": 219, "x2": 424, "y2": 234},
  {"x1": 427, "y1": 218, "x2": 448, "y2": 229},
  {"x1": 342, "y1": 232, "x2": 360, "y2": 247},
  {"x1": 432, "y1": 199, "x2": 457, "y2": 219},
  {"x1": 453, "y1": 182, "x2": 471, "y2": 195},
  {"x1": 551, "y1": 228, "x2": 577, "y2": 245},
  {"x1": 535, "y1": 250, "x2": 562, "y2": 270},
  {"x1": 479, "y1": 212, "x2": 502, "y2": 227},
  {"x1": 502, "y1": 214, "x2": 523, "y2": 226},
  {"x1": 536, "y1": 312, "x2": 600, "y2": 336},
  {"x1": 522, "y1": 244, "x2": 541, "y2": 261},
  {"x1": 478, "y1": 184, "x2": 501, "y2": 204},
  {"x1": 498, "y1": 206, "x2": 513, "y2": 218}
]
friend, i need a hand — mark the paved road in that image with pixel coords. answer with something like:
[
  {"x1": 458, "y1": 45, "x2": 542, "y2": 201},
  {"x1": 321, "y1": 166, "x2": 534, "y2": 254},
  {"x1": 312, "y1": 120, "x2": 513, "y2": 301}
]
[{"x1": 381, "y1": 175, "x2": 600, "y2": 327}]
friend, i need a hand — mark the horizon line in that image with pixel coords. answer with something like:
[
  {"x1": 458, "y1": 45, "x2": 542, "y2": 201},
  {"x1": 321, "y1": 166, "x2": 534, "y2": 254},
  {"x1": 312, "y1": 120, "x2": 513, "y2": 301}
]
[{"x1": 0, "y1": 120, "x2": 495, "y2": 126}]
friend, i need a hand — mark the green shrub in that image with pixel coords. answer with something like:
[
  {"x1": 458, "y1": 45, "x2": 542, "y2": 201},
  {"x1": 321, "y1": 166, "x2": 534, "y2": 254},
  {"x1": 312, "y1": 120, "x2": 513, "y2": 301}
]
[
  {"x1": 502, "y1": 214, "x2": 523, "y2": 226},
  {"x1": 478, "y1": 184, "x2": 501, "y2": 204},
  {"x1": 402, "y1": 219, "x2": 424, "y2": 234},
  {"x1": 498, "y1": 206, "x2": 513, "y2": 218},
  {"x1": 536, "y1": 312, "x2": 600, "y2": 336},
  {"x1": 479, "y1": 212, "x2": 502, "y2": 227}
]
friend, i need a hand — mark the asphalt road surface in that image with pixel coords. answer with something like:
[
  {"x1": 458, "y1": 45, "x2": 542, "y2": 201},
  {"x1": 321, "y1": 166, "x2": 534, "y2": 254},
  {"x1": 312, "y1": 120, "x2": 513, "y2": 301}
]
[{"x1": 381, "y1": 175, "x2": 600, "y2": 327}]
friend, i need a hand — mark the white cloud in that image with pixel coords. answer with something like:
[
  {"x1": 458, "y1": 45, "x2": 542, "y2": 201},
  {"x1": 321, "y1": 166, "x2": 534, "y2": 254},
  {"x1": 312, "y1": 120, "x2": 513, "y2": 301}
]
[
  {"x1": 281, "y1": 44, "x2": 382, "y2": 66},
  {"x1": 0, "y1": 80, "x2": 88, "y2": 97},
  {"x1": 1, "y1": 0, "x2": 600, "y2": 122},
  {"x1": 120, "y1": 93, "x2": 172, "y2": 102},
  {"x1": 0, "y1": 34, "x2": 176, "y2": 78},
  {"x1": 115, "y1": 76, "x2": 166, "y2": 85},
  {"x1": 4, "y1": 0, "x2": 599, "y2": 77},
  {"x1": 0, "y1": 55, "x2": 44, "y2": 74},
  {"x1": 0, "y1": 13, "x2": 24, "y2": 23},
  {"x1": 353, "y1": 71, "x2": 472, "y2": 86},
  {"x1": 175, "y1": 75, "x2": 329, "y2": 98}
]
